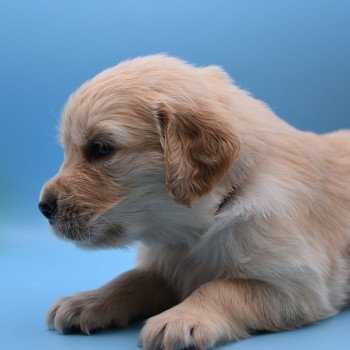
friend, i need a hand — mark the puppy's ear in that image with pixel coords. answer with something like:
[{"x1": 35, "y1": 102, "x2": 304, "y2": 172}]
[{"x1": 156, "y1": 102, "x2": 240, "y2": 207}]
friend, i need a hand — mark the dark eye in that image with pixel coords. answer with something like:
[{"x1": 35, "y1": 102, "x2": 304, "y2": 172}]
[
  {"x1": 84, "y1": 138, "x2": 117, "y2": 161},
  {"x1": 90, "y1": 141, "x2": 113, "y2": 159},
  {"x1": 95, "y1": 142, "x2": 110, "y2": 156}
]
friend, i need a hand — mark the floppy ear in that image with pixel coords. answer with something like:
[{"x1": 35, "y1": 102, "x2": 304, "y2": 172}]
[{"x1": 156, "y1": 102, "x2": 240, "y2": 207}]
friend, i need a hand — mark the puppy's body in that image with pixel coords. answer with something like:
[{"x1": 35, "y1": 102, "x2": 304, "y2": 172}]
[
  {"x1": 40, "y1": 55, "x2": 350, "y2": 349},
  {"x1": 139, "y1": 119, "x2": 350, "y2": 314}
]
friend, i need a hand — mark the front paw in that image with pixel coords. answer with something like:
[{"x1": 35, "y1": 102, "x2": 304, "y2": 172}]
[
  {"x1": 139, "y1": 307, "x2": 233, "y2": 350},
  {"x1": 47, "y1": 291, "x2": 127, "y2": 335}
]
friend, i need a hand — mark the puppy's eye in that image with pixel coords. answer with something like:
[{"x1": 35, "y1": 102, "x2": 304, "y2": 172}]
[
  {"x1": 88, "y1": 141, "x2": 114, "y2": 160},
  {"x1": 94, "y1": 142, "x2": 111, "y2": 157}
]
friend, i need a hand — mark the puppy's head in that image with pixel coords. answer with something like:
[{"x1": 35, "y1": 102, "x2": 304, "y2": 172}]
[{"x1": 39, "y1": 55, "x2": 240, "y2": 248}]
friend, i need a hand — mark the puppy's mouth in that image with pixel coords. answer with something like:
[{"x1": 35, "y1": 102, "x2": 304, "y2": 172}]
[
  {"x1": 50, "y1": 212, "x2": 92, "y2": 242},
  {"x1": 50, "y1": 209, "x2": 126, "y2": 249}
]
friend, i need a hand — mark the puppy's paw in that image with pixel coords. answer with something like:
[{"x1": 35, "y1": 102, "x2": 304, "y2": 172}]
[
  {"x1": 47, "y1": 291, "x2": 127, "y2": 335},
  {"x1": 139, "y1": 307, "x2": 236, "y2": 350}
]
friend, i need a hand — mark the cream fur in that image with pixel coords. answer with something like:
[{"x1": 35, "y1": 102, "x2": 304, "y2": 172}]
[{"x1": 40, "y1": 55, "x2": 350, "y2": 349}]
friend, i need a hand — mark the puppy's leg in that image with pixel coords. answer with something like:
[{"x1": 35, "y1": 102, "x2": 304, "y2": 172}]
[
  {"x1": 47, "y1": 268, "x2": 176, "y2": 334},
  {"x1": 140, "y1": 279, "x2": 320, "y2": 350}
]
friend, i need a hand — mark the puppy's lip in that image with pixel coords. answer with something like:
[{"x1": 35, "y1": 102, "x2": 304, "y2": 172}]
[
  {"x1": 47, "y1": 212, "x2": 57, "y2": 225},
  {"x1": 50, "y1": 215, "x2": 93, "y2": 242},
  {"x1": 50, "y1": 208, "x2": 126, "y2": 247}
]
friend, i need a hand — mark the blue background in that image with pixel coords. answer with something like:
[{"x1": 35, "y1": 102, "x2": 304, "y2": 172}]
[{"x1": 1, "y1": 1, "x2": 349, "y2": 349}]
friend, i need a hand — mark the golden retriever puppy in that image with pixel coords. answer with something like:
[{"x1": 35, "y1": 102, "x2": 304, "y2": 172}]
[{"x1": 39, "y1": 55, "x2": 350, "y2": 349}]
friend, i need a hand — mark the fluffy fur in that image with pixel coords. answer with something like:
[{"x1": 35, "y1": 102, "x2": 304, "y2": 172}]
[{"x1": 40, "y1": 55, "x2": 350, "y2": 349}]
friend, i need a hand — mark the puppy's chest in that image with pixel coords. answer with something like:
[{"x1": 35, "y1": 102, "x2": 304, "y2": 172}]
[
  {"x1": 153, "y1": 247, "x2": 227, "y2": 299},
  {"x1": 152, "y1": 218, "x2": 281, "y2": 299}
]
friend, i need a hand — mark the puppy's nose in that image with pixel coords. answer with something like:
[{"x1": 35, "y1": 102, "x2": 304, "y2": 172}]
[{"x1": 39, "y1": 194, "x2": 57, "y2": 222}]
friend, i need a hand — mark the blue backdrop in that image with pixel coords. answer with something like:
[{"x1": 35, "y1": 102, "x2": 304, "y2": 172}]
[{"x1": 0, "y1": 1, "x2": 349, "y2": 350}]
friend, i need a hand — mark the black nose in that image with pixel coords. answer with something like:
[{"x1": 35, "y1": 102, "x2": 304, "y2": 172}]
[{"x1": 39, "y1": 194, "x2": 57, "y2": 222}]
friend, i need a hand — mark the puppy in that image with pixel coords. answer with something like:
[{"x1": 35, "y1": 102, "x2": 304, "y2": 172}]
[{"x1": 39, "y1": 55, "x2": 350, "y2": 349}]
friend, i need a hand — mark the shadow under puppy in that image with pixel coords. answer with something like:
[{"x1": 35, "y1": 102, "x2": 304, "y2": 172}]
[{"x1": 39, "y1": 55, "x2": 350, "y2": 350}]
